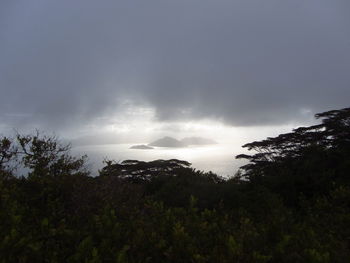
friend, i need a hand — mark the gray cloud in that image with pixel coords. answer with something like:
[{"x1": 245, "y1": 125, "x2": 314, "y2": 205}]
[{"x1": 1, "y1": 0, "x2": 350, "y2": 132}]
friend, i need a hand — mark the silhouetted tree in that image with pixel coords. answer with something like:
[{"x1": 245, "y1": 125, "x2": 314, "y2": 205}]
[
  {"x1": 236, "y1": 107, "x2": 350, "y2": 203},
  {"x1": 0, "y1": 131, "x2": 88, "y2": 178},
  {"x1": 100, "y1": 159, "x2": 192, "y2": 181},
  {"x1": 0, "y1": 137, "x2": 18, "y2": 177},
  {"x1": 237, "y1": 107, "x2": 350, "y2": 172}
]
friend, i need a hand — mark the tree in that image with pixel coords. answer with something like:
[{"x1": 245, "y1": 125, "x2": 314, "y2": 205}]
[
  {"x1": 236, "y1": 107, "x2": 350, "y2": 176},
  {"x1": 0, "y1": 136, "x2": 18, "y2": 177},
  {"x1": 0, "y1": 131, "x2": 88, "y2": 178},
  {"x1": 235, "y1": 107, "x2": 350, "y2": 204},
  {"x1": 99, "y1": 159, "x2": 192, "y2": 181}
]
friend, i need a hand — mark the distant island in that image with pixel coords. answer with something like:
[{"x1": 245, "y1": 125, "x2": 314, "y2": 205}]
[
  {"x1": 130, "y1": 145, "x2": 154, "y2": 150},
  {"x1": 148, "y1": 136, "x2": 217, "y2": 148},
  {"x1": 149, "y1": 136, "x2": 187, "y2": 148},
  {"x1": 130, "y1": 136, "x2": 217, "y2": 149}
]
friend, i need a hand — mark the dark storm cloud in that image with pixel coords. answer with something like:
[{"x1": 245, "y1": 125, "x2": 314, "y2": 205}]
[{"x1": 1, "y1": 0, "x2": 349, "y2": 131}]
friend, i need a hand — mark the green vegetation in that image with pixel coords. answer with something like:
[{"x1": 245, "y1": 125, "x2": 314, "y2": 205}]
[{"x1": 1, "y1": 108, "x2": 350, "y2": 262}]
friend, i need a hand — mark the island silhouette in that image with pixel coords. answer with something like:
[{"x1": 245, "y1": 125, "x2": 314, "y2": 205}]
[{"x1": 130, "y1": 136, "x2": 217, "y2": 149}]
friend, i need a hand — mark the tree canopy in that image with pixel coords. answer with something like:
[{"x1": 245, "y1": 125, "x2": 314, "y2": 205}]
[
  {"x1": 237, "y1": 107, "x2": 350, "y2": 172},
  {"x1": 100, "y1": 159, "x2": 192, "y2": 181}
]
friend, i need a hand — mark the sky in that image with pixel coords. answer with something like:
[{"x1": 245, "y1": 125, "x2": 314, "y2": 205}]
[{"x1": 1, "y1": 0, "x2": 350, "y2": 146}]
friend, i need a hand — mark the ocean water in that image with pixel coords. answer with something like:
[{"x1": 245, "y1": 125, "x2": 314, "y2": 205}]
[{"x1": 72, "y1": 143, "x2": 248, "y2": 177}]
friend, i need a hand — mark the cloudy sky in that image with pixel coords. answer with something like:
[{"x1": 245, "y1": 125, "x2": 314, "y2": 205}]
[{"x1": 1, "y1": 0, "x2": 349, "y2": 144}]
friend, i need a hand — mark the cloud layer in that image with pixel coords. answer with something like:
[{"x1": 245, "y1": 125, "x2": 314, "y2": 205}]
[{"x1": 1, "y1": 0, "x2": 349, "y2": 133}]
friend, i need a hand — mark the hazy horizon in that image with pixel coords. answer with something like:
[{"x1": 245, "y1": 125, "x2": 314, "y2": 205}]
[{"x1": 69, "y1": 122, "x2": 310, "y2": 176}]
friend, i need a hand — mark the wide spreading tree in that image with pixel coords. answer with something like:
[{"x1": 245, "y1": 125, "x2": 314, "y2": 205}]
[
  {"x1": 236, "y1": 107, "x2": 350, "y2": 203},
  {"x1": 99, "y1": 159, "x2": 192, "y2": 181}
]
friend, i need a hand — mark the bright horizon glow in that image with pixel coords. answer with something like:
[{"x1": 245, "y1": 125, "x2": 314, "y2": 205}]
[
  {"x1": 69, "y1": 104, "x2": 316, "y2": 176},
  {"x1": 68, "y1": 103, "x2": 316, "y2": 145}
]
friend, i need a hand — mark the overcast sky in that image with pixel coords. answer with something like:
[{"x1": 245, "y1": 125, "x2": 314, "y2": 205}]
[{"x1": 1, "y1": 0, "x2": 349, "y2": 141}]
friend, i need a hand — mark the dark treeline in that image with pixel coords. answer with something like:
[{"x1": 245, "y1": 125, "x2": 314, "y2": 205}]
[{"x1": 1, "y1": 107, "x2": 350, "y2": 262}]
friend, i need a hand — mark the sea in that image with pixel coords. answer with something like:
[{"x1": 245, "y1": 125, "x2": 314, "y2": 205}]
[{"x1": 72, "y1": 143, "x2": 248, "y2": 178}]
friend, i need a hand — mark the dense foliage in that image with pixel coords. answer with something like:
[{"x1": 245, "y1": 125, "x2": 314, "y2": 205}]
[{"x1": 1, "y1": 108, "x2": 350, "y2": 262}]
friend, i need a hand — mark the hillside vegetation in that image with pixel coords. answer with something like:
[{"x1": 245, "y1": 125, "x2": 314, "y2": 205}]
[{"x1": 1, "y1": 107, "x2": 350, "y2": 262}]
